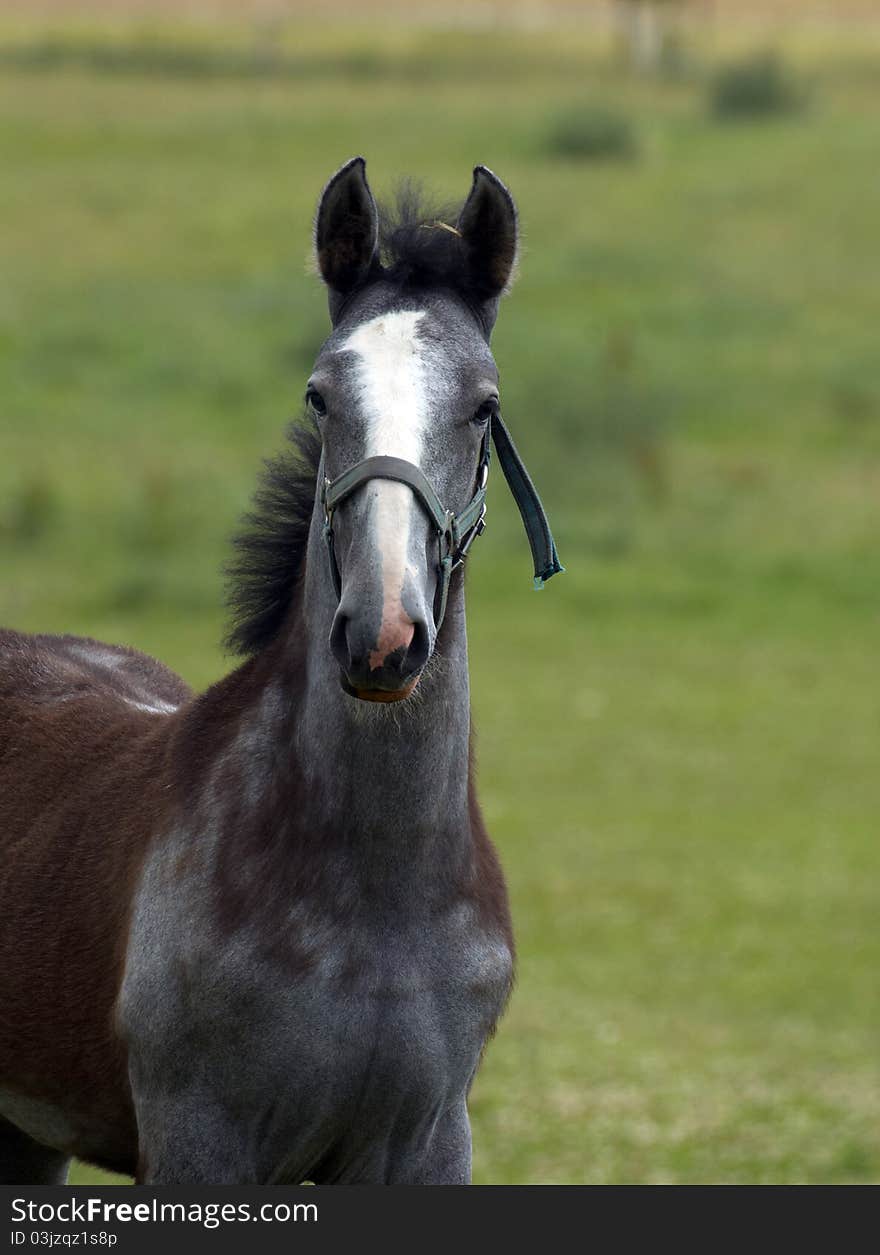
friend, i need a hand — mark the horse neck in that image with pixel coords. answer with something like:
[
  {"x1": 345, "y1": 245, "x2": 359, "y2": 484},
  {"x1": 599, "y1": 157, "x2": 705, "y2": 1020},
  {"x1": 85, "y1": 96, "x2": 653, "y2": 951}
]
[
  {"x1": 291, "y1": 518, "x2": 473, "y2": 856},
  {"x1": 197, "y1": 518, "x2": 475, "y2": 897}
]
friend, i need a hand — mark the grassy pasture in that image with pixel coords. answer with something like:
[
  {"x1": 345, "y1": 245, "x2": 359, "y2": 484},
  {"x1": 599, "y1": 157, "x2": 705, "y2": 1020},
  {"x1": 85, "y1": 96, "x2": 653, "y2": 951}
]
[{"x1": 1, "y1": 9, "x2": 878, "y2": 1184}]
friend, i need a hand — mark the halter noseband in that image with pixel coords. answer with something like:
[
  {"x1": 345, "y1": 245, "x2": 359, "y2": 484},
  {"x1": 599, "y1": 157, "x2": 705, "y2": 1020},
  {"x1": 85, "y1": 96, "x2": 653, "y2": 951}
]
[{"x1": 320, "y1": 414, "x2": 563, "y2": 631}]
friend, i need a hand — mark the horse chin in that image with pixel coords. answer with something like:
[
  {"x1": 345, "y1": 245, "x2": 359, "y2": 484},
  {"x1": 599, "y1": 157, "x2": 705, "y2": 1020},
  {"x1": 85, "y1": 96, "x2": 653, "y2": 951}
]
[{"x1": 340, "y1": 675, "x2": 420, "y2": 703}]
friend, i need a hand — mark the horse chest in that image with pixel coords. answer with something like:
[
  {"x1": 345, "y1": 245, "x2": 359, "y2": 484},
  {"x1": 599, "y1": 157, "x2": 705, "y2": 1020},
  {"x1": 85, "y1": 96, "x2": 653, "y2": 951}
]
[
  {"x1": 123, "y1": 801, "x2": 513, "y2": 1180},
  {"x1": 127, "y1": 898, "x2": 511, "y2": 1138},
  {"x1": 236, "y1": 906, "x2": 511, "y2": 1103}
]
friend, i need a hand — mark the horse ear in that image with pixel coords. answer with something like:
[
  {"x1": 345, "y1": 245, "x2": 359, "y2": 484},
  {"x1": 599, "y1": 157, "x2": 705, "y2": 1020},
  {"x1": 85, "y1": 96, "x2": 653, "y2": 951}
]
[
  {"x1": 456, "y1": 166, "x2": 519, "y2": 311},
  {"x1": 314, "y1": 157, "x2": 379, "y2": 305}
]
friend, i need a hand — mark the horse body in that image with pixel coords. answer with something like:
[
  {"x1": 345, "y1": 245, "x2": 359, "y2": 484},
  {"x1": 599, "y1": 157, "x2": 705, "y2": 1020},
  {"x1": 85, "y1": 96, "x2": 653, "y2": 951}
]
[
  {"x1": 120, "y1": 563, "x2": 513, "y2": 1184},
  {"x1": 0, "y1": 158, "x2": 557, "y2": 1183},
  {"x1": 1, "y1": 592, "x2": 512, "y2": 1183}
]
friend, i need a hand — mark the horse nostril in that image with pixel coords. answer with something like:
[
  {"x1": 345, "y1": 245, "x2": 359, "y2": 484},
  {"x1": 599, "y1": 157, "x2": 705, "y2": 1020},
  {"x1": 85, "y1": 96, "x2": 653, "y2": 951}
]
[{"x1": 405, "y1": 619, "x2": 430, "y2": 676}]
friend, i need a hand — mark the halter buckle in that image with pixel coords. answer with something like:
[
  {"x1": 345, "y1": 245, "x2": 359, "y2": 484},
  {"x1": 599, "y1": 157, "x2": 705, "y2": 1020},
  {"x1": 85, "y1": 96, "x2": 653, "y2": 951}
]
[{"x1": 452, "y1": 502, "x2": 487, "y2": 567}]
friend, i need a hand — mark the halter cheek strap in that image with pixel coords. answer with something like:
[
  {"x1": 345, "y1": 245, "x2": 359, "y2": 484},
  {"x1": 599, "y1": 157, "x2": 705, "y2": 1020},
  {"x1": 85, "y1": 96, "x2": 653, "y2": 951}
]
[{"x1": 320, "y1": 414, "x2": 563, "y2": 631}]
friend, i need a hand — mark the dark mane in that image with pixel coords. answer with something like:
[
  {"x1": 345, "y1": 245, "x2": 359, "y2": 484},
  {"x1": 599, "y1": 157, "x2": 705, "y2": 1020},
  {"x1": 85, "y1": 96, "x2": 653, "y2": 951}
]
[
  {"x1": 224, "y1": 420, "x2": 321, "y2": 657},
  {"x1": 375, "y1": 184, "x2": 487, "y2": 307}
]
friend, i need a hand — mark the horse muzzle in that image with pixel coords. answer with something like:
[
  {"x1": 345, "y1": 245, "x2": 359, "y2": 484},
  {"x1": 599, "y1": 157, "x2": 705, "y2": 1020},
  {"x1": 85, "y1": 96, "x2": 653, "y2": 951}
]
[{"x1": 330, "y1": 609, "x2": 430, "y2": 702}]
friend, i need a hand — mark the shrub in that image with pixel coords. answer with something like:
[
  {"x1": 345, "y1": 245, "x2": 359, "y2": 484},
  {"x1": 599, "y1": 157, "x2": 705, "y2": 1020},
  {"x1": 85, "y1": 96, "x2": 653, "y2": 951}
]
[
  {"x1": 709, "y1": 52, "x2": 806, "y2": 120},
  {"x1": 545, "y1": 105, "x2": 639, "y2": 162},
  {"x1": 0, "y1": 477, "x2": 58, "y2": 543}
]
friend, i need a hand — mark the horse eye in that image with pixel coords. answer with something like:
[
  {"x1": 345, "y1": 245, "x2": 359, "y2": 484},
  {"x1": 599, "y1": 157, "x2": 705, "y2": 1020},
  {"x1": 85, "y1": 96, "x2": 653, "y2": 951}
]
[
  {"x1": 306, "y1": 388, "x2": 327, "y2": 417},
  {"x1": 472, "y1": 399, "x2": 498, "y2": 426}
]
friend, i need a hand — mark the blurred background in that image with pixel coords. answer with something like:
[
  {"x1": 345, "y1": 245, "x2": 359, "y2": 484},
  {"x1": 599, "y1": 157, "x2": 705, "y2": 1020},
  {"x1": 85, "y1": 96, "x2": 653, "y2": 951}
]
[{"x1": 1, "y1": 0, "x2": 878, "y2": 1184}]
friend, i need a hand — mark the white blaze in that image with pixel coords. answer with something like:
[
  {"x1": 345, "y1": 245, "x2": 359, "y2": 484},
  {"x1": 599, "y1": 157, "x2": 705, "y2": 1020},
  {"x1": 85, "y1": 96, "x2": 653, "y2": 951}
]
[{"x1": 340, "y1": 311, "x2": 429, "y2": 659}]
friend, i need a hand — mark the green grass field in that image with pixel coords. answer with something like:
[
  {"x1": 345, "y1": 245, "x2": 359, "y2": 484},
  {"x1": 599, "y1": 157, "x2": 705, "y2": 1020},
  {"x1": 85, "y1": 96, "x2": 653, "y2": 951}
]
[{"x1": 1, "y1": 10, "x2": 879, "y2": 1184}]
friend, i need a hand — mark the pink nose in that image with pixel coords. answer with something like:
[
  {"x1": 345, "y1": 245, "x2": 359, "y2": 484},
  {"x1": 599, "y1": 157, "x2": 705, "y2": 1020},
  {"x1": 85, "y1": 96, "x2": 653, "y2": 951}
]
[
  {"x1": 369, "y1": 617, "x2": 415, "y2": 673},
  {"x1": 330, "y1": 606, "x2": 430, "y2": 694}
]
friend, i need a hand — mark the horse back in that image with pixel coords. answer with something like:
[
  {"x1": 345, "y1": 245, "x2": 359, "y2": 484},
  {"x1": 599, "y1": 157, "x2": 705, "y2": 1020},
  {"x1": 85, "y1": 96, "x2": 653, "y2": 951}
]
[{"x1": 0, "y1": 629, "x2": 191, "y2": 1172}]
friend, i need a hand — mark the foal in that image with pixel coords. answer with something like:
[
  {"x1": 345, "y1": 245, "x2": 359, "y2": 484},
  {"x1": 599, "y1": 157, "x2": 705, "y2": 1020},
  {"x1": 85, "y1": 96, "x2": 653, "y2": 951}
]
[{"x1": 0, "y1": 158, "x2": 559, "y2": 1184}]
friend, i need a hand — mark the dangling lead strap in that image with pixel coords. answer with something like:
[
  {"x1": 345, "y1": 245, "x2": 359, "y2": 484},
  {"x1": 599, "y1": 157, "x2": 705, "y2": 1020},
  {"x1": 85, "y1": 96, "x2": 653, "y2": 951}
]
[{"x1": 490, "y1": 415, "x2": 565, "y2": 589}]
